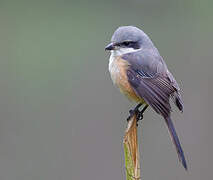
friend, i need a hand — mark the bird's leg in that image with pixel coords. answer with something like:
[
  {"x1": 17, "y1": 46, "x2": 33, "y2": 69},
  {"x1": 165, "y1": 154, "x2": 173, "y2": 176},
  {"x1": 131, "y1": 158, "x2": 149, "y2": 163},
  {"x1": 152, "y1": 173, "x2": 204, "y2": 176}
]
[
  {"x1": 136, "y1": 104, "x2": 149, "y2": 125},
  {"x1": 127, "y1": 103, "x2": 142, "y2": 122}
]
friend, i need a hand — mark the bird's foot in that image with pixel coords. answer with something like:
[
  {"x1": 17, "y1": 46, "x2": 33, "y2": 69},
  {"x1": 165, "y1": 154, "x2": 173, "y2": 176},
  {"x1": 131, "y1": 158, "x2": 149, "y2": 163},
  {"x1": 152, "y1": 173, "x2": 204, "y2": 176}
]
[
  {"x1": 126, "y1": 103, "x2": 142, "y2": 122},
  {"x1": 136, "y1": 105, "x2": 149, "y2": 126},
  {"x1": 126, "y1": 109, "x2": 135, "y2": 122},
  {"x1": 127, "y1": 104, "x2": 149, "y2": 126}
]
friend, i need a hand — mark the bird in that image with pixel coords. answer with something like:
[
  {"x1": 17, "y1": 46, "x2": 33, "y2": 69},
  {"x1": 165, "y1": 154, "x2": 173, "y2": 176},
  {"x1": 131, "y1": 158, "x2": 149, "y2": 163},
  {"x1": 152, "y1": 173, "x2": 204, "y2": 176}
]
[{"x1": 105, "y1": 26, "x2": 187, "y2": 170}]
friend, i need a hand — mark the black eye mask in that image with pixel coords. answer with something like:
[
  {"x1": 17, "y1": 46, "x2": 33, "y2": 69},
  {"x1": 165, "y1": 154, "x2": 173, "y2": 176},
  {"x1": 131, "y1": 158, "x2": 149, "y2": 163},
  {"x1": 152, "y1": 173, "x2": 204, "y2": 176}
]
[{"x1": 118, "y1": 41, "x2": 141, "y2": 49}]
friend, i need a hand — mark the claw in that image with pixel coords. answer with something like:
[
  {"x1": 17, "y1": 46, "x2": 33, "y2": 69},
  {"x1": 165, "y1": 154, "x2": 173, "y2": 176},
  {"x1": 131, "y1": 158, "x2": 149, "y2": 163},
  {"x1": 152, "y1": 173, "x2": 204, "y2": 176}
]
[
  {"x1": 137, "y1": 113, "x2": 143, "y2": 120},
  {"x1": 127, "y1": 109, "x2": 135, "y2": 122},
  {"x1": 127, "y1": 104, "x2": 149, "y2": 124},
  {"x1": 129, "y1": 109, "x2": 134, "y2": 114},
  {"x1": 127, "y1": 103, "x2": 142, "y2": 122}
]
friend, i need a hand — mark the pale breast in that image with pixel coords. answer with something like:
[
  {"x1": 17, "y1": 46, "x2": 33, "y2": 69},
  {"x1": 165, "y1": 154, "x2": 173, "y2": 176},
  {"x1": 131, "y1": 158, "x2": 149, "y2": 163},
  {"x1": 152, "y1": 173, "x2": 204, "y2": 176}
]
[
  {"x1": 108, "y1": 54, "x2": 120, "y2": 84},
  {"x1": 108, "y1": 55, "x2": 142, "y2": 102}
]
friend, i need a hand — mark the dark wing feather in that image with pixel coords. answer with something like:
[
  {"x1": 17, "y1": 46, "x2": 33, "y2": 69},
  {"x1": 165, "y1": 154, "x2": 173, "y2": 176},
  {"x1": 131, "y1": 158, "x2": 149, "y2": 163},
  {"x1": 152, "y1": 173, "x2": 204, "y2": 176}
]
[
  {"x1": 127, "y1": 69, "x2": 175, "y2": 117},
  {"x1": 122, "y1": 49, "x2": 183, "y2": 114},
  {"x1": 123, "y1": 50, "x2": 187, "y2": 170}
]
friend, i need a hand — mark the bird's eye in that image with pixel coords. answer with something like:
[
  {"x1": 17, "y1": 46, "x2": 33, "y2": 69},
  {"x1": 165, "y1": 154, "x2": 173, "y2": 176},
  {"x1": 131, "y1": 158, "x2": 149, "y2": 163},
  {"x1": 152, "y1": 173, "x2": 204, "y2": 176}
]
[{"x1": 123, "y1": 41, "x2": 131, "y2": 46}]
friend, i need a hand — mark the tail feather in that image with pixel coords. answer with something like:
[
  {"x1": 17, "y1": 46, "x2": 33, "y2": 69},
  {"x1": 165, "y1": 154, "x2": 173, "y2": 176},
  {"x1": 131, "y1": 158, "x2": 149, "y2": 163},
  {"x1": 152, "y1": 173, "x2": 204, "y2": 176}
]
[
  {"x1": 173, "y1": 92, "x2": 184, "y2": 112},
  {"x1": 165, "y1": 116, "x2": 187, "y2": 170}
]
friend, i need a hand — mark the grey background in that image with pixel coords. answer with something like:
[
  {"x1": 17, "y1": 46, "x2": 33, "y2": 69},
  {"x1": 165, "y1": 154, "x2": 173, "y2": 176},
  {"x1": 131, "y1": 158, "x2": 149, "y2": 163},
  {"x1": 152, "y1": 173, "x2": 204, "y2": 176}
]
[{"x1": 0, "y1": 0, "x2": 213, "y2": 179}]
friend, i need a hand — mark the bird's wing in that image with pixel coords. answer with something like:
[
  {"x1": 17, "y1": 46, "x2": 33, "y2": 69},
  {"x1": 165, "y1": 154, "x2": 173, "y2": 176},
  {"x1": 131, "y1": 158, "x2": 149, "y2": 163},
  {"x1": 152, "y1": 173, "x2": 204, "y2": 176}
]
[
  {"x1": 122, "y1": 50, "x2": 176, "y2": 117},
  {"x1": 123, "y1": 51, "x2": 188, "y2": 170}
]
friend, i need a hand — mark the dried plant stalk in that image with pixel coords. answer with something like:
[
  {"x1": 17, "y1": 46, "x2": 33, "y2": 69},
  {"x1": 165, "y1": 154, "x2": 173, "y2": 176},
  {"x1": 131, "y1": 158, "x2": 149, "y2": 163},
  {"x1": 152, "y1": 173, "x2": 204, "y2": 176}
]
[{"x1": 123, "y1": 113, "x2": 141, "y2": 180}]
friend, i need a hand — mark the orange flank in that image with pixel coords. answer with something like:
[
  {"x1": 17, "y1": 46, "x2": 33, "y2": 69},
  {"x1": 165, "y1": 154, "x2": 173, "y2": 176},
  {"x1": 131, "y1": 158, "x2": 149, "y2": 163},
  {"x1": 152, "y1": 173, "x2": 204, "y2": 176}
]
[{"x1": 113, "y1": 57, "x2": 145, "y2": 103}]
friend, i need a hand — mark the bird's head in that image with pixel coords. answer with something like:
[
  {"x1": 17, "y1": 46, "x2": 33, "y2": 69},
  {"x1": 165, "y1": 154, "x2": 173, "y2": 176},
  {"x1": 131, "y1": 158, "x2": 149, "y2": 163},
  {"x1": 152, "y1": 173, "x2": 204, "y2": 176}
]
[{"x1": 105, "y1": 26, "x2": 153, "y2": 55}]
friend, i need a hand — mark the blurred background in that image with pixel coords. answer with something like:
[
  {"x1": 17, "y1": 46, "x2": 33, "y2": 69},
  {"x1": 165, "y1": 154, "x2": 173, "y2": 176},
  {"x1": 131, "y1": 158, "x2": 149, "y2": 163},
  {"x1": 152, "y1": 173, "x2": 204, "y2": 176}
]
[{"x1": 0, "y1": 0, "x2": 213, "y2": 179}]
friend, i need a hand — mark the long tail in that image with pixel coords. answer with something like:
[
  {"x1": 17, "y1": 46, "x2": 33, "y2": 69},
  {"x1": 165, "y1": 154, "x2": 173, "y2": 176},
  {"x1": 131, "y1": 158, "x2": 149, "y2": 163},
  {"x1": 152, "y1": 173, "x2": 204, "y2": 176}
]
[{"x1": 165, "y1": 116, "x2": 187, "y2": 170}]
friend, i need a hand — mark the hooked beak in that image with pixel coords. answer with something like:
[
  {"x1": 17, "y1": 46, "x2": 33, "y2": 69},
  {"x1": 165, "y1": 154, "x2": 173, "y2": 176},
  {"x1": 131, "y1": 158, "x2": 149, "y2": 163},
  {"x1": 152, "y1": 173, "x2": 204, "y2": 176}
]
[{"x1": 105, "y1": 42, "x2": 115, "y2": 51}]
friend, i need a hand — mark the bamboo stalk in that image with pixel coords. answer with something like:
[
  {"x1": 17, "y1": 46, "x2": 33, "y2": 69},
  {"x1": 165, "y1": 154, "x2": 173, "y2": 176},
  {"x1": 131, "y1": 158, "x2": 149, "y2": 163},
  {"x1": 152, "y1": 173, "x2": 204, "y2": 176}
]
[{"x1": 123, "y1": 113, "x2": 141, "y2": 180}]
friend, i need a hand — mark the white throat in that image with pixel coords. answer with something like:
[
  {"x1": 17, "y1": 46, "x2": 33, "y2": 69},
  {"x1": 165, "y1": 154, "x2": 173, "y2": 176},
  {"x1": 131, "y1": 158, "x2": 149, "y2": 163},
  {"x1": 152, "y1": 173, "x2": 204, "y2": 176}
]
[
  {"x1": 110, "y1": 47, "x2": 141, "y2": 57},
  {"x1": 109, "y1": 48, "x2": 141, "y2": 68}
]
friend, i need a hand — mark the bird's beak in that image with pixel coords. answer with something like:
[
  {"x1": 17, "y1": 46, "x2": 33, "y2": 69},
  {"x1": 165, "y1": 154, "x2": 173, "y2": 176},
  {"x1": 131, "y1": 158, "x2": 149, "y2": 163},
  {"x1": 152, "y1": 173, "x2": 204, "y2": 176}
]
[{"x1": 105, "y1": 42, "x2": 115, "y2": 51}]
